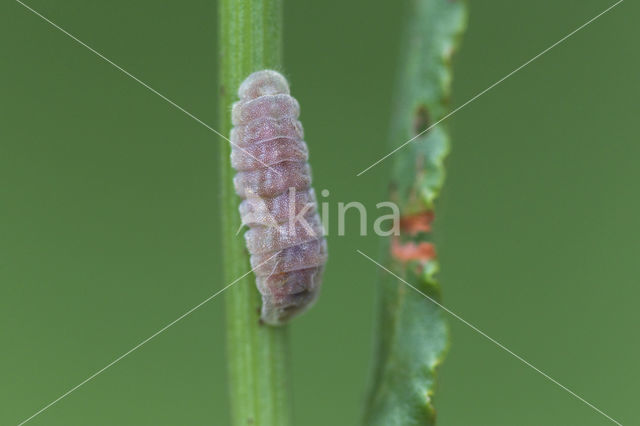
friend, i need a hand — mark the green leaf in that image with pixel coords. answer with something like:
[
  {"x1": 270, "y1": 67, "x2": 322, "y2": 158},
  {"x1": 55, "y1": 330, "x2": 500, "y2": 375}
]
[{"x1": 363, "y1": 1, "x2": 467, "y2": 425}]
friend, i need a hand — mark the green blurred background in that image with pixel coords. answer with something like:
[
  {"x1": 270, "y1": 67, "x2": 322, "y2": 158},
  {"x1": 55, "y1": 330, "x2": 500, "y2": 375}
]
[{"x1": 2, "y1": 0, "x2": 638, "y2": 424}]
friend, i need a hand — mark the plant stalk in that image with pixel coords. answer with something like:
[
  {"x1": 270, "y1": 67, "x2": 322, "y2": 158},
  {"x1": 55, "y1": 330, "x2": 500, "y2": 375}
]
[{"x1": 218, "y1": 1, "x2": 291, "y2": 425}]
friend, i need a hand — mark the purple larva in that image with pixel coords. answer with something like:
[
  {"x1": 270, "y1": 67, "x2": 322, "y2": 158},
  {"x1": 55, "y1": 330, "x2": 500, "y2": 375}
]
[
  {"x1": 230, "y1": 70, "x2": 327, "y2": 325},
  {"x1": 233, "y1": 162, "x2": 312, "y2": 198},
  {"x1": 239, "y1": 189, "x2": 317, "y2": 226}
]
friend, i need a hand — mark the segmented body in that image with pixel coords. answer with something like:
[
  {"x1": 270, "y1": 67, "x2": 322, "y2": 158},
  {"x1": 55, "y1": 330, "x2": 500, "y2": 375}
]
[{"x1": 230, "y1": 70, "x2": 327, "y2": 325}]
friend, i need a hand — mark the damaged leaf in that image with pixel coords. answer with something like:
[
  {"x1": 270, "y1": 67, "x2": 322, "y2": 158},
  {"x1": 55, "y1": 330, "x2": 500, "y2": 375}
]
[{"x1": 364, "y1": 0, "x2": 467, "y2": 425}]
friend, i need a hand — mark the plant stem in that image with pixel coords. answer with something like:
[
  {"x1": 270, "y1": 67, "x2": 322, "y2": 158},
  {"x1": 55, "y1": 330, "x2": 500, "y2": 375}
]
[{"x1": 218, "y1": 1, "x2": 291, "y2": 425}]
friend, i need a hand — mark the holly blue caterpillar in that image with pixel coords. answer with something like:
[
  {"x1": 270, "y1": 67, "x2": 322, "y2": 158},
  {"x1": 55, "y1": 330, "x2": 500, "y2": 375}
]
[{"x1": 230, "y1": 70, "x2": 327, "y2": 325}]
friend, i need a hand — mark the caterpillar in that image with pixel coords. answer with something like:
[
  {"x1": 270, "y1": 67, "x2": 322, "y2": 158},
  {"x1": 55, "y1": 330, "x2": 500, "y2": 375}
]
[{"x1": 229, "y1": 70, "x2": 327, "y2": 326}]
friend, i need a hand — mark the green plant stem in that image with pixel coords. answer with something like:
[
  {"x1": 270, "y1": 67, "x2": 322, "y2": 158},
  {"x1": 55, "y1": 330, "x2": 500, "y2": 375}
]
[{"x1": 218, "y1": 1, "x2": 291, "y2": 425}]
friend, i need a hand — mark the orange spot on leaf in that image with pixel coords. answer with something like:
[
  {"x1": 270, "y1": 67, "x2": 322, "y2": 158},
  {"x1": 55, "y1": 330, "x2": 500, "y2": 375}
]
[
  {"x1": 400, "y1": 211, "x2": 435, "y2": 235},
  {"x1": 391, "y1": 238, "x2": 436, "y2": 263}
]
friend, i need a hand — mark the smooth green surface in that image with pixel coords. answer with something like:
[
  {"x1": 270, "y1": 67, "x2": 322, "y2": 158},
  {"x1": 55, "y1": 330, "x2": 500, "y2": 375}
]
[
  {"x1": 218, "y1": 1, "x2": 291, "y2": 425},
  {"x1": 364, "y1": 1, "x2": 465, "y2": 425},
  {"x1": 2, "y1": 1, "x2": 638, "y2": 425}
]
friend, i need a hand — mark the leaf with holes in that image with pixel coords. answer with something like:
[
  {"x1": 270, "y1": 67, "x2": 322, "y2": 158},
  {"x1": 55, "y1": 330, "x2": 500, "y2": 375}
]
[{"x1": 363, "y1": 0, "x2": 467, "y2": 425}]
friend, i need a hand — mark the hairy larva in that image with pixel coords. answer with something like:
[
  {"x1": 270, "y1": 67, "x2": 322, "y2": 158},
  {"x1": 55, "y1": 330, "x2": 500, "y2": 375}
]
[{"x1": 229, "y1": 70, "x2": 327, "y2": 326}]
